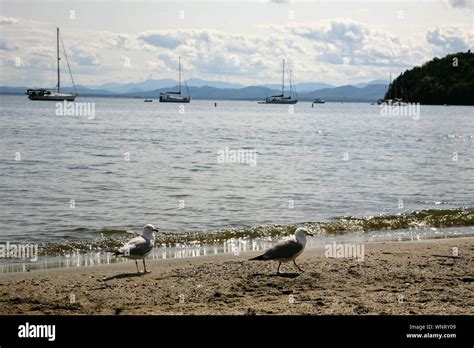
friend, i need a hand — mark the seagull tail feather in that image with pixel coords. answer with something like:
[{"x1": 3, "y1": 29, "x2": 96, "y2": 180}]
[{"x1": 249, "y1": 255, "x2": 265, "y2": 261}]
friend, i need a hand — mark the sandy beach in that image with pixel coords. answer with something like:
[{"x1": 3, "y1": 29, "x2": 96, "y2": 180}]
[{"x1": 0, "y1": 237, "x2": 472, "y2": 315}]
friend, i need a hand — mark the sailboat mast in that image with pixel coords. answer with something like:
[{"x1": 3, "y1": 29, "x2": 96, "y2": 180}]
[
  {"x1": 289, "y1": 69, "x2": 292, "y2": 97},
  {"x1": 282, "y1": 59, "x2": 285, "y2": 96},
  {"x1": 57, "y1": 27, "x2": 60, "y2": 93},
  {"x1": 394, "y1": 74, "x2": 397, "y2": 99},
  {"x1": 178, "y1": 56, "x2": 181, "y2": 95},
  {"x1": 389, "y1": 72, "x2": 392, "y2": 99}
]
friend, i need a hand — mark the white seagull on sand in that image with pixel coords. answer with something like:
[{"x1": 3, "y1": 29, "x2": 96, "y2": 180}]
[
  {"x1": 249, "y1": 227, "x2": 313, "y2": 273},
  {"x1": 113, "y1": 224, "x2": 159, "y2": 273}
]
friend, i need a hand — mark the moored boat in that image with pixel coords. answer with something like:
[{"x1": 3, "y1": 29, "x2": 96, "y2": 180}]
[
  {"x1": 159, "y1": 57, "x2": 191, "y2": 103},
  {"x1": 26, "y1": 28, "x2": 77, "y2": 101},
  {"x1": 260, "y1": 59, "x2": 298, "y2": 104}
]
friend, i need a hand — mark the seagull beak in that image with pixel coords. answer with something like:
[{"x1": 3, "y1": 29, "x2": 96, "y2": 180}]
[
  {"x1": 153, "y1": 228, "x2": 159, "y2": 232},
  {"x1": 307, "y1": 232, "x2": 314, "y2": 237}
]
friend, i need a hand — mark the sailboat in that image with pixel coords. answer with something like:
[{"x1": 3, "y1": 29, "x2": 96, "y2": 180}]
[
  {"x1": 377, "y1": 73, "x2": 392, "y2": 105},
  {"x1": 260, "y1": 59, "x2": 297, "y2": 104},
  {"x1": 377, "y1": 72, "x2": 407, "y2": 106},
  {"x1": 26, "y1": 28, "x2": 77, "y2": 101},
  {"x1": 159, "y1": 57, "x2": 191, "y2": 103}
]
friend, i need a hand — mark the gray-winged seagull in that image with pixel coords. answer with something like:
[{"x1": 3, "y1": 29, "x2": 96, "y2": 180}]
[
  {"x1": 113, "y1": 224, "x2": 159, "y2": 273},
  {"x1": 249, "y1": 227, "x2": 313, "y2": 273}
]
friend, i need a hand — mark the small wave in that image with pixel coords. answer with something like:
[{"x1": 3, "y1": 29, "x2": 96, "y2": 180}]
[
  {"x1": 36, "y1": 208, "x2": 473, "y2": 257},
  {"x1": 416, "y1": 200, "x2": 472, "y2": 206},
  {"x1": 443, "y1": 134, "x2": 473, "y2": 140},
  {"x1": 91, "y1": 229, "x2": 132, "y2": 237}
]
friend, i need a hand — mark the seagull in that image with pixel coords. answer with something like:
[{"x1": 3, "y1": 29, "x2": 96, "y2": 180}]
[
  {"x1": 113, "y1": 224, "x2": 159, "y2": 273},
  {"x1": 249, "y1": 227, "x2": 313, "y2": 273}
]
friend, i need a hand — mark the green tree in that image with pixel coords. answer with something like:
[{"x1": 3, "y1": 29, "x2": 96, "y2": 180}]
[{"x1": 385, "y1": 51, "x2": 474, "y2": 105}]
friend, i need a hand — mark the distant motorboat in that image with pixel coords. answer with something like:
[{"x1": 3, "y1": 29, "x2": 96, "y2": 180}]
[
  {"x1": 159, "y1": 57, "x2": 191, "y2": 103},
  {"x1": 144, "y1": 99, "x2": 153, "y2": 102},
  {"x1": 260, "y1": 59, "x2": 298, "y2": 104},
  {"x1": 313, "y1": 98, "x2": 325, "y2": 104},
  {"x1": 26, "y1": 28, "x2": 77, "y2": 101}
]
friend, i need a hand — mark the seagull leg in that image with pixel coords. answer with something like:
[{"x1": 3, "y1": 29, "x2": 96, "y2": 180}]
[
  {"x1": 293, "y1": 260, "x2": 304, "y2": 272},
  {"x1": 143, "y1": 259, "x2": 149, "y2": 273},
  {"x1": 135, "y1": 260, "x2": 140, "y2": 273},
  {"x1": 276, "y1": 261, "x2": 281, "y2": 274}
]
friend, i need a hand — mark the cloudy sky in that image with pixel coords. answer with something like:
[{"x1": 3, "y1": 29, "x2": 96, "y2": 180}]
[{"x1": 0, "y1": 0, "x2": 473, "y2": 88}]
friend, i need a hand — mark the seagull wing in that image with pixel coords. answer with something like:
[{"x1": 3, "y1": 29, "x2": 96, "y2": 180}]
[
  {"x1": 115, "y1": 236, "x2": 153, "y2": 256},
  {"x1": 260, "y1": 237, "x2": 303, "y2": 260}
]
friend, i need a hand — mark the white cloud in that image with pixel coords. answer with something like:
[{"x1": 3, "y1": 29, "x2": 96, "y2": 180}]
[
  {"x1": 0, "y1": 16, "x2": 19, "y2": 25},
  {"x1": 446, "y1": 0, "x2": 473, "y2": 8},
  {"x1": 286, "y1": 19, "x2": 423, "y2": 67},
  {"x1": 99, "y1": 32, "x2": 135, "y2": 50},
  {"x1": 0, "y1": 38, "x2": 17, "y2": 51},
  {"x1": 138, "y1": 30, "x2": 198, "y2": 49},
  {"x1": 139, "y1": 29, "x2": 263, "y2": 77},
  {"x1": 70, "y1": 47, "x2": 102, "y2": 66},
  {"x1": 1, "y1": 12, "x2": 473, "y2": 87},
  {"x1": 426, "y1": 26, "x2": 474, "y2": 54}
]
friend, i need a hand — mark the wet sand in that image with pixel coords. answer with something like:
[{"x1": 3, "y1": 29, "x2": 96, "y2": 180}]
[{"x1": 0, "y1": 237, "x2": 472, "y2": 315}]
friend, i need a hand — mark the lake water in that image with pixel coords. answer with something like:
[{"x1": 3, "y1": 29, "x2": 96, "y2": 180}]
[{"x1": 0, "y1": 95, "x2": 473, "y2": 269}]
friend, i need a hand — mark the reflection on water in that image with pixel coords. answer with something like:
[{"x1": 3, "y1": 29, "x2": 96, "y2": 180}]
[
  {"x1": 1, "y1": 226, "x2": 472, "y2": 274},
  {"x1": 1, "y1": 97, "x2": 473, "y2": 243}
]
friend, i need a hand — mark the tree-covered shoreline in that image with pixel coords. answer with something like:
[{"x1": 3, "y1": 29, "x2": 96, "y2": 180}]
[{"x1": 385, "y1": 51, "x2": 473, "y2": 105}]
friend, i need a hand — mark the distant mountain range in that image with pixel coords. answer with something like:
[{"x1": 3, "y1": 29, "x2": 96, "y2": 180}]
[
  {"x1": 0, "y1": 79, "x2": 388, "y2": 102},
  {"x1": 353, "y1": 79, "x2": 388, "y2": 88},
  {"x1": 261, "y1": 82, "x2": 335, "y2": 92},
  {"x1": 88, "y1": 78, "x2": 246, "y2": 93},
  {"x1": 116, "y1": 84, "x2": 387, "y2": 102}
]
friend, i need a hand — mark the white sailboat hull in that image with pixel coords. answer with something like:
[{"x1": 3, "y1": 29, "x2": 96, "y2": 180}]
[
  {"x1": 159, "y1": 95, "x2": 190, "y2": 103},
  {"x1": 261, "y1": 98, "x2": 298, "y2": 104},
  {"x1": 159, "y1": 56, "x2": 191, "y2": 103},
  {"x1": 260, "y1": 59, "x2": 298, "y2": 104},
  {"x1": 28, "y1": 93, "x2": 76, "y2": 101},
  {"x1": 26, "y1": 28, "x2": 77, "y2": 102}
]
